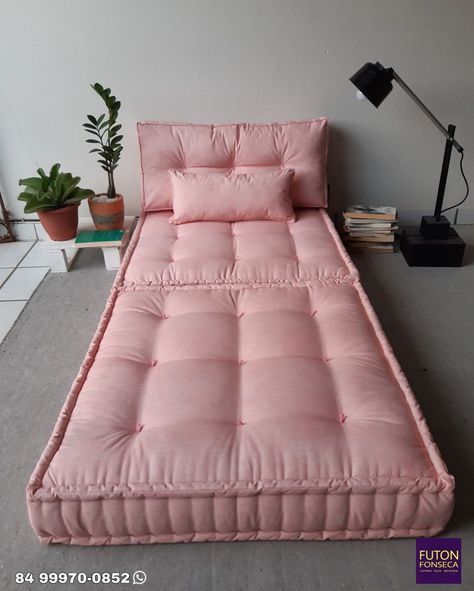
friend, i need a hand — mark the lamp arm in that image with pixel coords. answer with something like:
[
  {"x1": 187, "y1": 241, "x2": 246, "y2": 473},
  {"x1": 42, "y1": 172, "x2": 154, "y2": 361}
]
[{"x1": 389, "y1": 69, "x2": 463, "y2": 152}]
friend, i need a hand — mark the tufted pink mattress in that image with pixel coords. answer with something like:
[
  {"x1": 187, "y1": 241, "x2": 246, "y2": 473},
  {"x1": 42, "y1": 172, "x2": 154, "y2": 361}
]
[
  {"x1": 27, "y1": 209, "x2": 454, "y2": 545},
  {"x1": 123, "y1": 209, "x2": 353, "y2": 287}
]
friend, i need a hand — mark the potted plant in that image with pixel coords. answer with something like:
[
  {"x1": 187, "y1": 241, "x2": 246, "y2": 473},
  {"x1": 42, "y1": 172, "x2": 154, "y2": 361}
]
[
  {"x1": 18, "y1": 163, "x2": 93, "y2": 241},
  {"x1": 84, "y1": 82, "x2": 124, "y2": 230}
]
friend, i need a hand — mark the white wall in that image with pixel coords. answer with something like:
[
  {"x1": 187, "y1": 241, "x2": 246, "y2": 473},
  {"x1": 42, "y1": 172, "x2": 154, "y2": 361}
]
[{"x1": 1, "y1": 0, "x2": 473, "y2": 220}]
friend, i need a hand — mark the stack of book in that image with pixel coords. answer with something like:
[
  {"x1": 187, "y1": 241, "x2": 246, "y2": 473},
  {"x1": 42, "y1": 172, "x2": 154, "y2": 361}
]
[{"x1": 342, "y1": 205, "x2": 398, "y2": 253}]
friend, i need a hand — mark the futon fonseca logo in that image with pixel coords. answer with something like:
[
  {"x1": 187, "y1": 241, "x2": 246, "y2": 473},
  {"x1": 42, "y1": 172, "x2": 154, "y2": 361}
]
[{"x1": 416, "y1": 538, "x2": 461, "y2": 584}]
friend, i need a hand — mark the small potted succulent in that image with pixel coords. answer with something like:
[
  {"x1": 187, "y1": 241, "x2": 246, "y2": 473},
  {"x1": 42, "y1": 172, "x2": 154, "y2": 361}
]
[
  {"x1": 18, "y1": 164, "x2": 93, "y2": 240},
  {"x1": 84, "y1": 83, "x2": 124, "y2": 230}
]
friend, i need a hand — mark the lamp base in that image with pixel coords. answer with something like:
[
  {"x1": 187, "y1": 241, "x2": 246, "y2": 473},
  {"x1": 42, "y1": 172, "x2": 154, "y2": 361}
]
[
  {"x1": 400, "y1": 226, "x2": 465, "y2": 267},
  {"x1": 420, "y1": 215, "x2": 451, "y2": 238}
]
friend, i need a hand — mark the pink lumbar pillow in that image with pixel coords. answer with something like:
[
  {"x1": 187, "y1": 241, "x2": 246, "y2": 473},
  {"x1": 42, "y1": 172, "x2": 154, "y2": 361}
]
[{"x1": 169, "y1": 169, "x2": 295, "y2": 224}]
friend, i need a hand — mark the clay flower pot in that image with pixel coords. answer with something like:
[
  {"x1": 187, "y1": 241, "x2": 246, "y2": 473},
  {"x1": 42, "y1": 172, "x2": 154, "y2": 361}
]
[
  {"x1": 88, "y1": 194, "x2": 124, "y2": 230},
  {"x1": 37, "y1": 203, "x2": 79, "y2": 241}
]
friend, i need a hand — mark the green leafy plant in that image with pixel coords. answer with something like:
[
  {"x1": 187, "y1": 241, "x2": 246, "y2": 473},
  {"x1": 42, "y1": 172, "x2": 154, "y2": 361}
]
[
  {"x1": 18, "y1": 163, "x2": 93, "y2": 214},
  {"x1": 84, "y1": 83, "x2": 123, "y2": 199}
]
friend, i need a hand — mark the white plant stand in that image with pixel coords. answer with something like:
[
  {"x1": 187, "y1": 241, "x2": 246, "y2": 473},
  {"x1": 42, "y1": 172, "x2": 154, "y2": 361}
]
[
  {"x1": 37, "y1": 239, "x2": 123, "y2": 272},
  {"x1": 37, "y1": 240, "x2": 80, "y2": 273},
  {"x1": 101, "y1": 246, "x2": 122, "y2": 271},
  {"x1": 37, "y1": 217, "x2": 136, "y2": 273}
]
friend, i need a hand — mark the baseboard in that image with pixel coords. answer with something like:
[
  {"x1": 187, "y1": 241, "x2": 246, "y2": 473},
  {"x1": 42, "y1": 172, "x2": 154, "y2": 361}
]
[
  {"x1": 9, "y1": 219, "x2": 38, "y2": 240},
  {"x1": 10, "y1": 211, "x2": 473, "y2": 242},
  {"x1": 10, "y1": 216, "x2": 136, "y2": 241}
]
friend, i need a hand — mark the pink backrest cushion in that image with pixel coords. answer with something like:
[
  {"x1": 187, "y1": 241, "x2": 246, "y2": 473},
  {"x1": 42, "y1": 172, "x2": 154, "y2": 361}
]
[
  {"x1": 169, "y1": 169, "x2": 295, "y2": 224},
  {"x1": 137, "y1": 119, "x2": 328, "y2": 211}
]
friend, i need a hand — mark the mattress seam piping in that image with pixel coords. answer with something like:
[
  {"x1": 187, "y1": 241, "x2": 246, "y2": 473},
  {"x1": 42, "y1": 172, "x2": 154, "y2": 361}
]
[{"x1": 26, "y1": 213, "x2": 148, "y2": 498}]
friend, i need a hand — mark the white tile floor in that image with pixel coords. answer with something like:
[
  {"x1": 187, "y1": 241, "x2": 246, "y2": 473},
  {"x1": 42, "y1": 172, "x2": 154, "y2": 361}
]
[
  {"x1": 0, "y1": 241, "x2": 50, "y2": 342},
  {"x1": 0, "y1": 268, "x2": 13, "y2": 287},
  {"x1": 18, "y1": 241, "x2": 53, "y2": 268},
  {"x1": 0, "y1": 267, "x2": 50, "y2": 301},
  {"x1": 0, "y1": 241, "x2": 33, "y2": 267}
]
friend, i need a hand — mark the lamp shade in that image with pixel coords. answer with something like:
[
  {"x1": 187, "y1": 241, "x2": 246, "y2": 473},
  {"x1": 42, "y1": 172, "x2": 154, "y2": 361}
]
[{"x1": 350, "y1": 62, "x2": 394, "y2": 108}]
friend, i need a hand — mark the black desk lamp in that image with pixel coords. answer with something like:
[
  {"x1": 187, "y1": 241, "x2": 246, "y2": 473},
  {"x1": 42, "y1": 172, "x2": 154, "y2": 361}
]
[{"x1": 349, "y1": 61, "x2": 468, "y2": 266}]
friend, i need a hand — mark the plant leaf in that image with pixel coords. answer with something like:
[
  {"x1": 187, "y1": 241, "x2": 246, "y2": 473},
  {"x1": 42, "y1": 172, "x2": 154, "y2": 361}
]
[
  {"x1": 22, "y1": 193, "x2": 56, "y2": 213},
  {"x1": 23, "y1": 202, "x2": 52, "y2": 214},
  {"x1": 62, "y1": 176, "x2": 80, "y2": 200},
  {"x1": 19, "y1": 177, "x2": 43, "y2": 190},
  {"x1": 85, "y1": 129, "x2": 103, "y2": 139},
  {"x1": 18, "y1": 191, "x2": 35, "y2": 201},
  {"x1": 64, "y1": 187, "x2": 93, "y2": 203},
  {"x1": 49, "y1": 163, "x2": 61, "y2": 181},
  {"x1": 87, "y1": 114, "x2": 97, "y2": 125}
]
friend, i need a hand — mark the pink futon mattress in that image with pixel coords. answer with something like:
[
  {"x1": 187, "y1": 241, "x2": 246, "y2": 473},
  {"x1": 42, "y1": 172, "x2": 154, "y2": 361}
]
[{"x1": 27, "y1": 121, "x2": 453, "y2": 545}]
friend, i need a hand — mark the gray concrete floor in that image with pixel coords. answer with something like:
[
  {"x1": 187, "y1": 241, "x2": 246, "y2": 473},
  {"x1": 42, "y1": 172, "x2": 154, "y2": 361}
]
[{"x1": 1, "y1": 231, "x2": 473, "y2": 591}]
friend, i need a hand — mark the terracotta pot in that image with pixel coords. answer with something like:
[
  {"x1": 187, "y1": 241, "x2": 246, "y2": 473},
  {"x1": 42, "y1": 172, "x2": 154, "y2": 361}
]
[
  {"x1": 88, "y1": 194, "x2": 124, "y2": 230},
  {"x1": 38, "y1": 204, "x2": 79, "y2": 241}
]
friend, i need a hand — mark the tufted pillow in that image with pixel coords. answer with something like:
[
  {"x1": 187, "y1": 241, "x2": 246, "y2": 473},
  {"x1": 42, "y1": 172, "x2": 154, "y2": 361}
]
[
  {"x1": 137, "y1": 119, "x2": 328, "y2": 211},
  {"x1": 169, "y1": 169, "x2": 295, "y2": 224}
]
